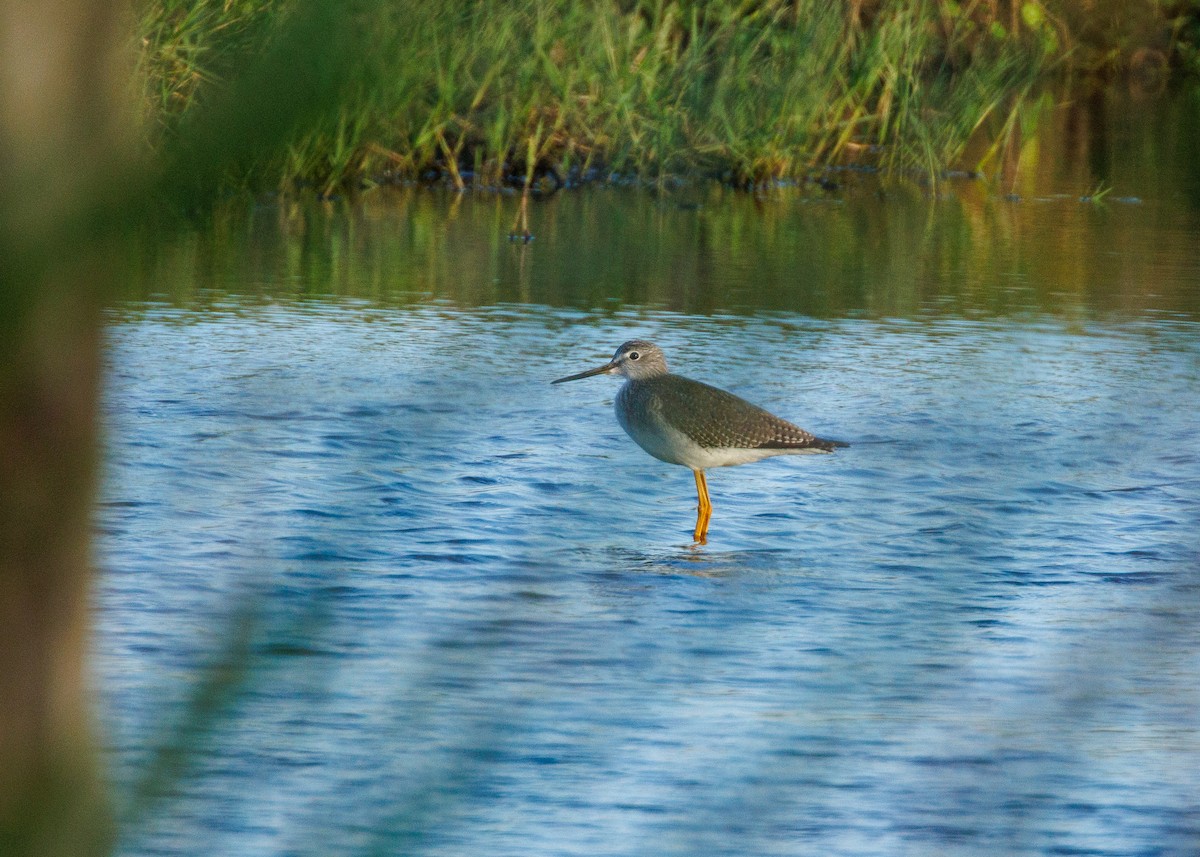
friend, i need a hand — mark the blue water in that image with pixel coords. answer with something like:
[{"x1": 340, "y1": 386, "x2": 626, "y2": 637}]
[{"x1": 98, "y1": 280, "x2": 1200, "y2": 854}]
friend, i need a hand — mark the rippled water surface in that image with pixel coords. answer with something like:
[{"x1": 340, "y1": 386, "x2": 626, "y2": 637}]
[{"x1": 100, "y1": 98, "x2": 1200, "y2": 856}]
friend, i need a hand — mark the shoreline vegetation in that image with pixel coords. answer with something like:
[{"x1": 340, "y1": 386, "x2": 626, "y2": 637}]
[{"x1": 137, "y1": 1, "x2": 1200, "y2": 195}]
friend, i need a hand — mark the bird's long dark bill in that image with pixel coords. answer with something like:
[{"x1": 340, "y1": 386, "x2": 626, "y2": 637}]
[{"x1": 551, "y1": 361, "x2": 616, "y2": 384}]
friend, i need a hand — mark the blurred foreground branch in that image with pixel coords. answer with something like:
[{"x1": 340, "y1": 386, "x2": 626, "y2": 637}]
[
  {"x1": 0, "y1": 1, "x2": 134, "y2": 853},
  {"x1": 0, "y1": 2, "x2": 365, "y2": 854}
]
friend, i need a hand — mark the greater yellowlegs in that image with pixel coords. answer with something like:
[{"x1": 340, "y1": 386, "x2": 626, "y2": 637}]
[{"x1": 553, "y1": 339, "x2": 846, "y2": 543}]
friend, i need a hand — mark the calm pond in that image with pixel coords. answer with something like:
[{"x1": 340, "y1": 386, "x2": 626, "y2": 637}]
[{"x1": 98, "y1": 88, "x2": 1200, "y2": 856}]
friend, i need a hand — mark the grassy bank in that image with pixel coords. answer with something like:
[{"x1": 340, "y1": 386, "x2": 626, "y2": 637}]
[{"x1": 135, "y1": 1, "x2": 1193, "y2": 193}]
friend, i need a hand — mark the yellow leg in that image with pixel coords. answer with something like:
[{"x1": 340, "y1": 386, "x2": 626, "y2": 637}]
[{"x1": 692, "y1": 469, "x2": 712, "y2": 544}]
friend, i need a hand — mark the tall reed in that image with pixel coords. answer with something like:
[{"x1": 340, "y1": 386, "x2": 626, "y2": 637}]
[{"x1": 136, "y1": 0, "x2": 1076, "y2": 192}]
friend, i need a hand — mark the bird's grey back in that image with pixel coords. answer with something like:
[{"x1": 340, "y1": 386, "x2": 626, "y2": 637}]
[{"x1": 620, "y1": 374, "x2": 842, "y2": 451}]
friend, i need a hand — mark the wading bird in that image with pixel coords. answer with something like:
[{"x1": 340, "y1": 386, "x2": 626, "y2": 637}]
[{"x1": 553, "y1": 340, "x2": 846, "y2": 543}]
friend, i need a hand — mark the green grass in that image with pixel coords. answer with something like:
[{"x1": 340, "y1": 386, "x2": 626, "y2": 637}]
[{"x1": 133, "y1": 0, "x2": 1187, "y2": 193}]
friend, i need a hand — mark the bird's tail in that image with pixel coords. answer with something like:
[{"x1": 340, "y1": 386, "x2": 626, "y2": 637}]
[{"x1": 812, "y1": 436, "x2": 848, "y2": 452}]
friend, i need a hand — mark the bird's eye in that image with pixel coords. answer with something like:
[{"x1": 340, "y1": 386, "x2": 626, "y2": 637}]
[{"x1": 629, "y1": 351, "x2": 640, "y2": 360}]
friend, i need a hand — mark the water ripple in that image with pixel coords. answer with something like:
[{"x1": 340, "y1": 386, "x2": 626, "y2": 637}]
[{"x1": 97, "y1": 306, "x2": 1200, "y2": 857}]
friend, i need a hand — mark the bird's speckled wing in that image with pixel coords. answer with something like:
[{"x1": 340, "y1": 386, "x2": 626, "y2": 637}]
[{"x1": 631, "y1": 374, "x2": 843, "y2": 451}]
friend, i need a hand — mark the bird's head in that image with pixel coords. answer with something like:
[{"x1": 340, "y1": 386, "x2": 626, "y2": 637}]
[{"x1": 552, "y1": 339, "x2": 669, "y2": 384}]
